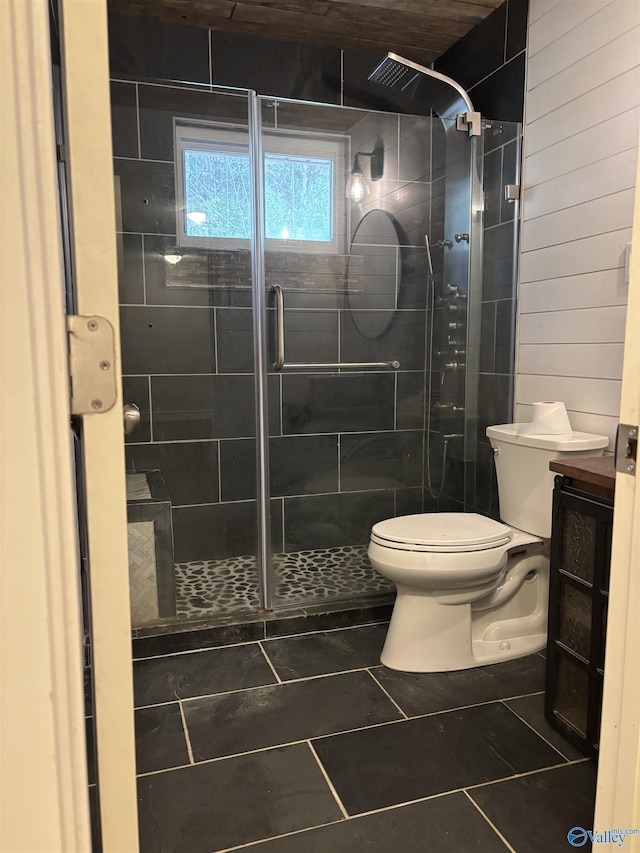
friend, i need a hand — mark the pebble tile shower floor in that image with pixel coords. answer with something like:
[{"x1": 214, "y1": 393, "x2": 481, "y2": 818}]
[
  {"x1": 175, "y1": 546, "x2": 394, "y2": 618},
  {"x1": 127, "y1": 619, "x2": 596, "y2": 853}
]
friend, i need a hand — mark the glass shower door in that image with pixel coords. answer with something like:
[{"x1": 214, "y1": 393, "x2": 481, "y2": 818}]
[
  {"x1": 260, "y1": 98, "x2": 444, "y2": 610},
  {"x1": 113, "y1": 87, "x2": 265, "y2": 626}
]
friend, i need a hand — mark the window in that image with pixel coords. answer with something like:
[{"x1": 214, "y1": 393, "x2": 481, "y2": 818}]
[{"x1": 175, "y1": 121, "x2": 345, "y2": 253}]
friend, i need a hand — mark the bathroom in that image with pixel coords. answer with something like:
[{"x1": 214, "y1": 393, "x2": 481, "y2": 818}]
[
  {"x1": 106, "y1": 0, "x2": 636, "y2": 845},
  {"x1": 2, "y1": 0, "x2": 638, "y2": 851}
]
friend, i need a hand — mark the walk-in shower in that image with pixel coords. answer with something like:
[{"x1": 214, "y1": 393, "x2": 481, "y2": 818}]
[{"x1": 113, "y1": 55, "x2": 521, "y2": 631}]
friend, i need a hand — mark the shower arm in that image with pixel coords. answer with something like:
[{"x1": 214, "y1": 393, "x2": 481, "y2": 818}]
[
  {"x1": 270, "y1": 284, "x2": 400, "y2": 372},
  {"x1": 368, "y1": 52, "x2": 475, "y2": 115}
]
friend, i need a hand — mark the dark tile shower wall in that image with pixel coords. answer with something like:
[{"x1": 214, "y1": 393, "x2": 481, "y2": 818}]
[
  {"x1": 109, "y1": 17, "x2": 441, "y2": 564},
  {"x1": 435, "y1": 0, "x2": 529, "y2": 124},
  {"x1": 110, "y1": 11, "x2": 524, "y2": 566}
]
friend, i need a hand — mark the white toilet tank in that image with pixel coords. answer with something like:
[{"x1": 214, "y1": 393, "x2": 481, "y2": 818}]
[{"x1": 486, "y1": 424, "x2": 609, "y2": 539}]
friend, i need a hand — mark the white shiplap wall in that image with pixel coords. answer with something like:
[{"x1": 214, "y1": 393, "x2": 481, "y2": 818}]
[{"x1": 516, "y1": 0, "x2": 640, "y2": 447}]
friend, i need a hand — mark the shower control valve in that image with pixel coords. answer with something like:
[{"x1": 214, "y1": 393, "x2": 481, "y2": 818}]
[
  {"x1": 446, "y1": 283, "x2": 467, "y2": 300},
  {"x1": 434, "y1": 402, "x2": 465, "y2": 413},
  {"x1": 436, "y1": 349, "x2": 465, "y2": 358}
]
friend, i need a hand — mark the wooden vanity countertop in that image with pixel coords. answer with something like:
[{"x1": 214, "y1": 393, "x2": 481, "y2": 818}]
[{"x1": 549, "y1": 455, "x2": 616, "y2": 496}]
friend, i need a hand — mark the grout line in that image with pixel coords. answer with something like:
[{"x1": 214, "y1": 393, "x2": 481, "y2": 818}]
[
  {"x1": 116, "y1": 230, "x2": 177, "y2": 238},
  {"x1": 213, "y1": 306, "x2": 219, "y2": 372},
  {"x1": 135, "y1": 666, "x2": 387, "y2": 711},
  {"x1": 464, "y1": 790, "x2": 516, "y2": 852},
  {"x1": 280, "y1": 496, "x2": 285, "y2": 553},
  {"x1": 149, "y1": 478, "x2": 422, "y2": 505},
  {"x1": 257, "y1": 640, "x2": 282, "y2": 684},
  {"x1": 217, "y1": 439, "x2": 222, "y2": 502},
  {"x1": 352, "y1": 760, "x2": 580, "y2": 822},
  {"x1": 114, "y1": 154, "x2": 173, "y2": 164},
  {"x1": 463, "y1": 758, "x2": 590, "y2": 796},
  {"x1": 213, "y1": 818, "x2": 347, "y2": 853},
  {"x1": 366, "y1": 669, "x2": 408, "y2": 720},
  {"x1": 502, "y1": 1, "x2": 508, "y2": 67},
  {"x1": 468, "y1": 49, "x2": 525, "y2": 95},
  {"x1": 124, "y1": 430, "x2": 424, "y2": 445},
  {"x1": 136, "y1": 738, "x2": 310, "y2": 777},
  {"x1": 178, "y1": 701, "x2": 195, "y2": 764},
  {"x1": 141, "y1": 234, "x2": 147, "y2": 305},
  {"x1": 133, "y1": 618, "x2": 390, "y2": 660},
  {"x1": 137, "y1": 736, "x2": 583, "y2": 809},
  {"x1": 500, "y1": 699, "x2": 571, "y2": 762},
  {"x1": 307, "y1": 741, "x2": 349, "y2": 819},
  {"x1": 110, "y1": 77, "x2": 212, "y2": 92},
  {"x1": 135, "y1": 681, "x2": 546, "y2": 743},
  {"x1": 393, "y1": 368, "x2": 398, "y2": 431},
  {"x1": 134, "y1": 83, "x2": 142, "y2": 159},
  {"x1": 147, "y1": 374, "x2": 153, "y2": 442},
  {"x1": 208, "y1": 29, "x2": 213, "y2": 89}
]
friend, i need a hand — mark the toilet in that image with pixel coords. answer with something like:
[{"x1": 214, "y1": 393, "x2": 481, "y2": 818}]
[{"x1": 368, "y1": 423, "x2": 609, "y2": 672}]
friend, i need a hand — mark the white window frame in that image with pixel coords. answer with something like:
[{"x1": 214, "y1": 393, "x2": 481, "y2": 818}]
[{"x1": 174, "y1": 119, "x2": 347, "y2": 254}]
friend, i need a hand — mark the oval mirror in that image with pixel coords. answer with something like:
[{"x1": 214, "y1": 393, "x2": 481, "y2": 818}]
[{"x1": 347, "y1": 209, "x2": 402, "y2": 339}]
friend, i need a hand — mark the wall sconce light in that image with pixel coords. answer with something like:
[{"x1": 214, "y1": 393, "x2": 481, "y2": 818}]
[{"x1": 346, "y1": 142, "x2": 384, "y2": 202}]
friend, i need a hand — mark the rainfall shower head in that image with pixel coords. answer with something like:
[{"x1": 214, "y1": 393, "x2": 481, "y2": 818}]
[
  {"x1": 368, "y1": 54, "x2": 421, "y2": 92},
  {"x1": 367, "y1": 52, "x2": 475, "y2": 113}
]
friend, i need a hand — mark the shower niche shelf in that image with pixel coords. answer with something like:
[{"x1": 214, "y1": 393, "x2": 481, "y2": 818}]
[{"x1": 545, "y1": 456, "x2": 615, "y2": 761}]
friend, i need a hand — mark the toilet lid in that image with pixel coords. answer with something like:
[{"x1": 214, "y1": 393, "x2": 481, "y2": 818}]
[{"x1": 371, "y1": 513, "x2": 513, "y2": 553}]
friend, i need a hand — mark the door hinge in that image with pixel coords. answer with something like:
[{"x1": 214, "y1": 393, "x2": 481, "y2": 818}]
[
  {"x1": 456, "y1": 111, "x2": 482, "y2": 137},
  {"x1": 504, "y1": 184, "x2": 520, "y2": 202},
  {"x1": 66, "y1": 315, "x2": 117, "y2": 415},
  {"x1": 616, "y1": 423, "x2": 638, "y2": 475}
]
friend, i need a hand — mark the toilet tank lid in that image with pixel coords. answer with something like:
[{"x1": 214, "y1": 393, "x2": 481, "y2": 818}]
[{"x1": 486, "y1": 424, "x2": 609, "y2": 451}]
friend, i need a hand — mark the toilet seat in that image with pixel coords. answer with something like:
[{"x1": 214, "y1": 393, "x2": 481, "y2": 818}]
[{"x1": 371, "y1": 513, "x2": 513, "y2": 553}]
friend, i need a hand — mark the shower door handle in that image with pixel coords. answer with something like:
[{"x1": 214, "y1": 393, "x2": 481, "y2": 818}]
[
  {"x1": 272, "y1": 283, "x2": 285, "y2": 370},
  {"x1": 270, "y1": 283, "x2": 400, "y2": 372}
]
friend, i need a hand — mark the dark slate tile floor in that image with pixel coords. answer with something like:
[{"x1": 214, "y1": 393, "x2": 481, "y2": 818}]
[{"x1": 132, "y1": 621, "x2": 596, "y2": 853}]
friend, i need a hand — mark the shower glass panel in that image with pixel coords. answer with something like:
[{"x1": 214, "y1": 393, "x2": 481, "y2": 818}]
[
  {"x1": 260, "y1": 99, "x2": 477, "y2": 610},
  {"x1": 112, "y1": 80, "x2": 489, "y2": 625},
  {"x1": 464, "y1": 119, "x2": 522, "y2": 518},
  {"x1": 115, "y1": 88, "x2": 264, "y2": 626}
]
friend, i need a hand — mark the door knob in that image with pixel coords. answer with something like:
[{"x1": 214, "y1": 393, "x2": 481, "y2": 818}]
[{"x1": 123, "y1": 403, "x2": 141, "y2": 435}]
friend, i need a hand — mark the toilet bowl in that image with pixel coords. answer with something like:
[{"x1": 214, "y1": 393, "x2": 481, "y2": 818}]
[{"x1": 369, "y1": 423, "x2": 609, "y2": 673}]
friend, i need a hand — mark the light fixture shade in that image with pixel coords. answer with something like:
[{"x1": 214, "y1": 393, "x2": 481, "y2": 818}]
[
  {"x1": 346, "y1": 168, "x2": 370, "y2": 202},
  {"x1": 346, "y1": 172, "x2": 369, "y2": 202}
]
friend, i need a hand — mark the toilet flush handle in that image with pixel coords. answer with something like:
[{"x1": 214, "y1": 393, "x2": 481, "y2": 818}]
[{"x1": 492, "y1": 447, "x2": 499, "y2": 456}]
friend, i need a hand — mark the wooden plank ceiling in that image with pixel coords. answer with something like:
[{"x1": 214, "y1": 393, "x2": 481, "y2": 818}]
[{"x1": 107, "y1": 0, "x2": 504, "y2": 64}]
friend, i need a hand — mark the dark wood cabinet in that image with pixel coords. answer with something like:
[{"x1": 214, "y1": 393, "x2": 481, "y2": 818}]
[{"x1": 545, "y1": 456, "x2": 615, "y2": 761}]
